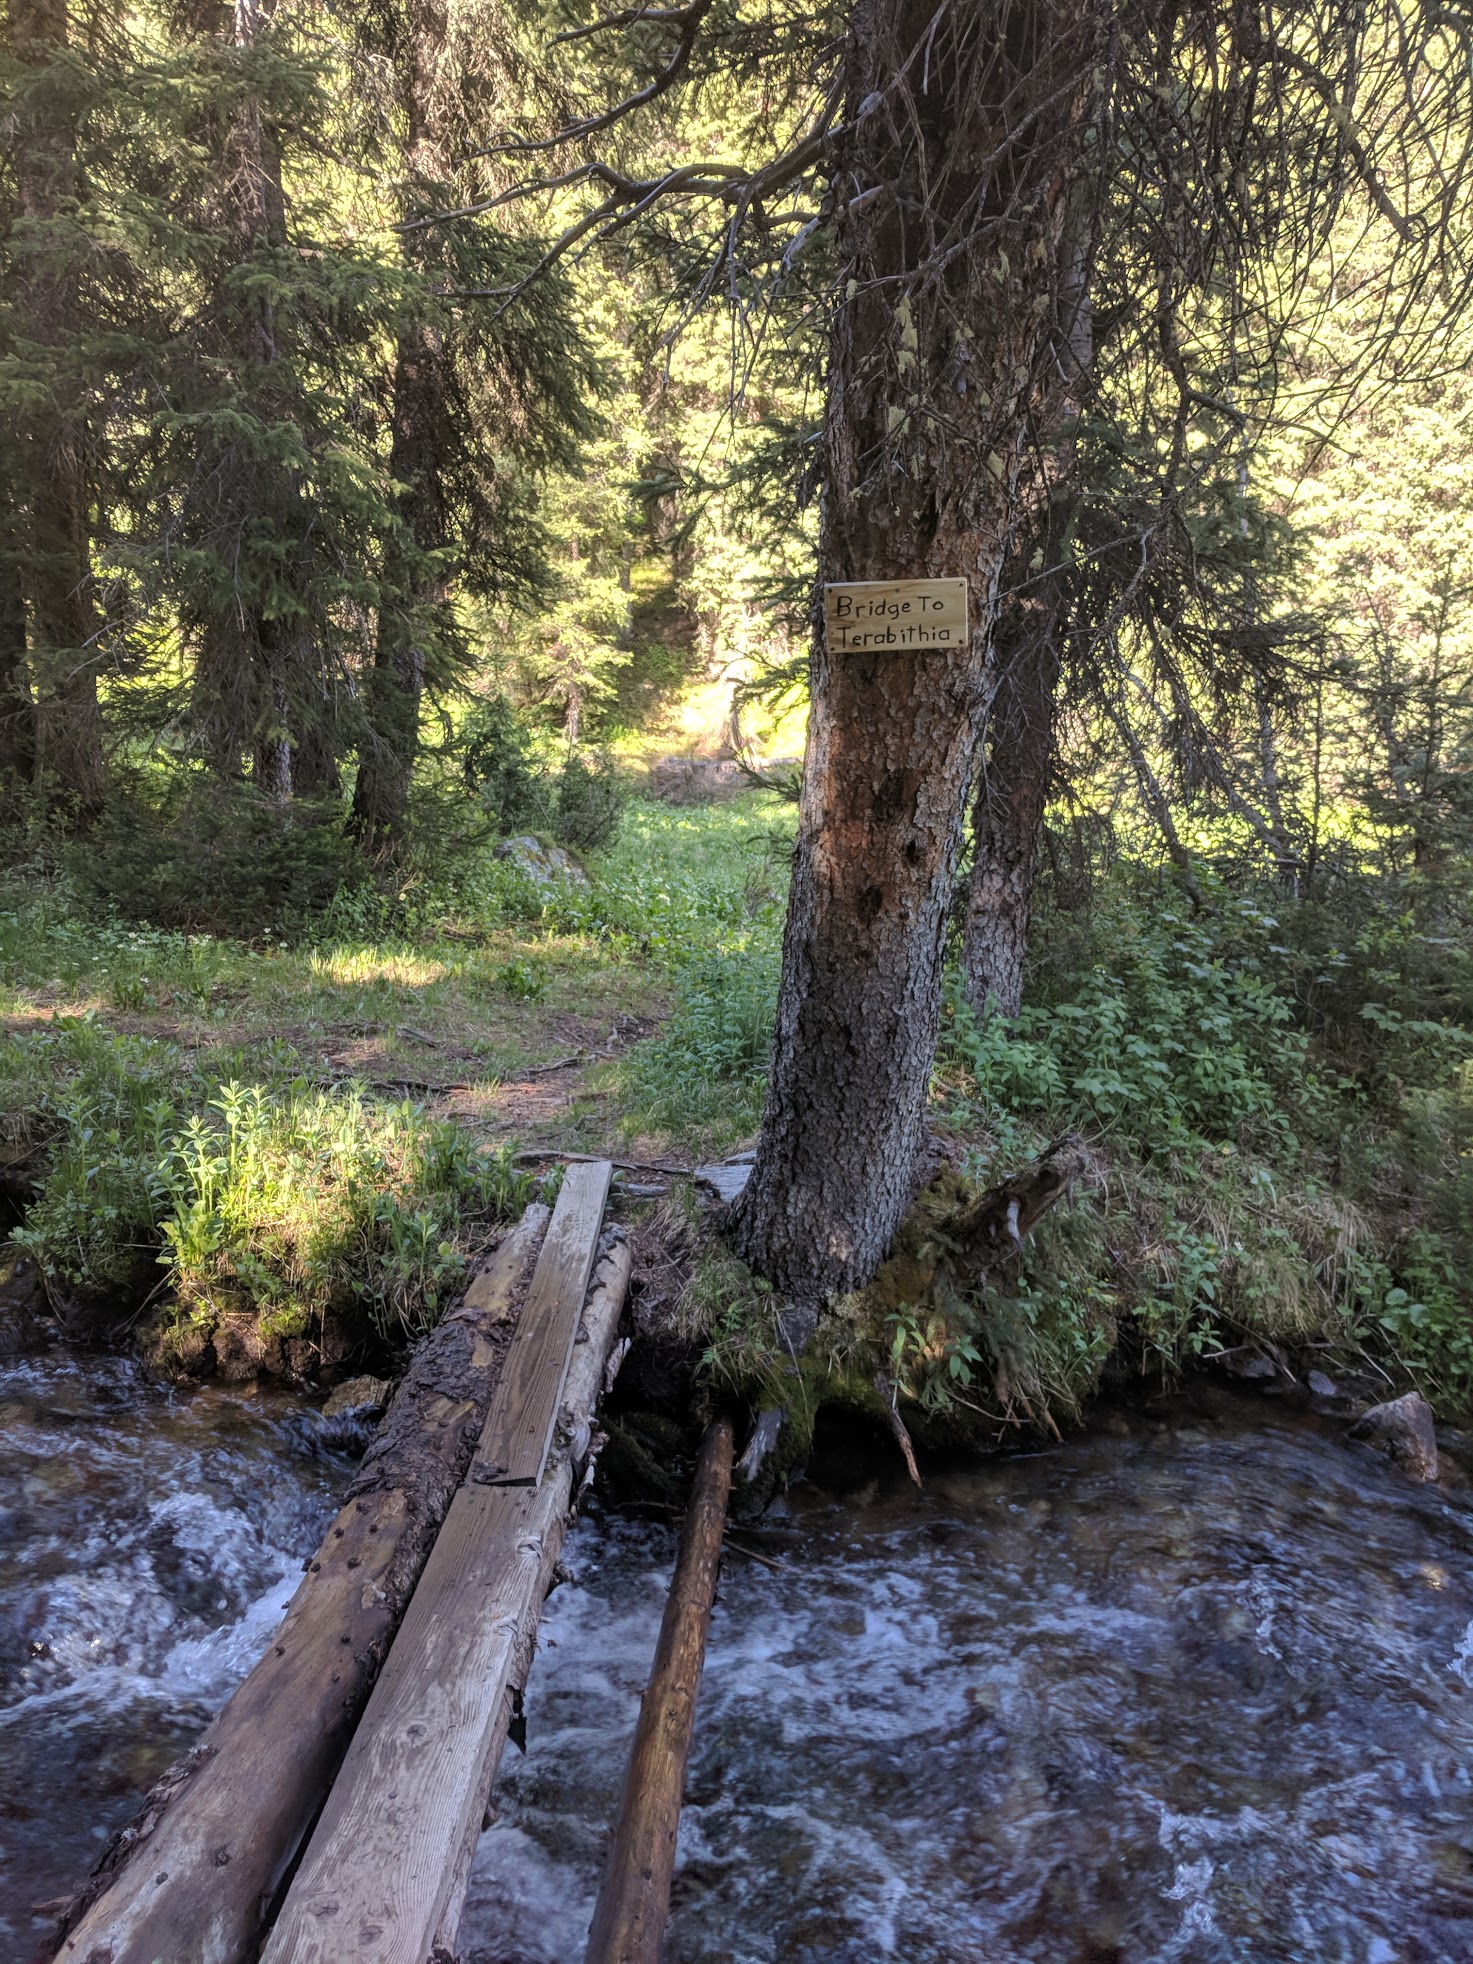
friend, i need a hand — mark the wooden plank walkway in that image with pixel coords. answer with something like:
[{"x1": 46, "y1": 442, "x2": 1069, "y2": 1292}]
[
  {"x1": 52, "y1": 1205, "x2": 552, "y2": 1964},
  {"x1": 476, "y1": 1159, "x2": 613, "y2": 1484},
  {"x1": 262, "y1": 1162, "x2": 625, "y2": 1964}
]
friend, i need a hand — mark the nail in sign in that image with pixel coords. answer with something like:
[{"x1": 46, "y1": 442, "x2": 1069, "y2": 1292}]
[{"x1": 824, "y1": 578, "x2": 969, "y2": 652}]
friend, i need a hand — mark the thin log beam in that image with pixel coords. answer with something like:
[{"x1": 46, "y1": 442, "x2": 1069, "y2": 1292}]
[{"x1": 583, "y1": 1415, "x2": 734, "y2": 1964}]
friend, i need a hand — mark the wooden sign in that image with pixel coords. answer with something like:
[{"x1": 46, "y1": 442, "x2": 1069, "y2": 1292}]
[{"x1": 824, "y1": 577, "x2": 969, "y2": 653}]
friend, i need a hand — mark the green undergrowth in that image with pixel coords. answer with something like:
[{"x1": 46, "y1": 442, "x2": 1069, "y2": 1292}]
[
  {"x1": 5, "y1": 798, "x2": 1471, "y2": 1425},
  {"x1": 932, "y1": 877, "x2": 1473, "y2": 1418},
  {"x1": 650, "y1": 867, "x2": 1473, "y2": 1444},
  {"x1": 2, "y1": 1016, "x2": 532, "y2": 1355},
  {"x1": 0, "y1": 796, "x2": 792, "y2": 1360}
]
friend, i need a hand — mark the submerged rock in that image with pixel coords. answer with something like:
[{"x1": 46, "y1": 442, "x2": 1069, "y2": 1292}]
[
  {"x1": 322, "y1": 1374, "x2": 393, "y2": 1422},
  {"x1": 1350, "y1": 1391, "x2": 1440, "y2": 1482}
]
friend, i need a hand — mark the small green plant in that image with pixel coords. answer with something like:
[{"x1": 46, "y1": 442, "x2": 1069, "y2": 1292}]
[
  {"x1": 496, "y1": 958, "x2": 548, "y2": 1001},
  {"x1": 4, "y1": 1020, "x2": 530, "y2": 1342},
  {"x1": 624, "y1": 946, "x2": 778, "y2": 1139}
]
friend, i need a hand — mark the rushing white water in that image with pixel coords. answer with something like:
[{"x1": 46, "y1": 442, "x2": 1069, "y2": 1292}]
[
  {"x1": 0, "y1": 1346, "x2": 347, "y2": 1948},
  {"x1": 460, "y1": 1407, "x2": 1473, "y2": 1964},
  {"x1": 5, "y1": 1335, "x2": 1473, "y2": 1963}
]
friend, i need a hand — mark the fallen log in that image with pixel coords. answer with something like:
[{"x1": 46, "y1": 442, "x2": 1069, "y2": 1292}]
[
  {"x1": 261, "y1": 1227, "x2": 634, "y2": 1964},
  {"x1": 49, "y1": 1202, "x2": 550, "y2": 1964},
  {"x1": 583, "y1": 1415, "x2": 734, "y2": 1964}
]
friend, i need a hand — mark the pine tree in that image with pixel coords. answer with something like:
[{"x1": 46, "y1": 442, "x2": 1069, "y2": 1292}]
[
  {"x1": 350, "y1": 0, "x2": 598, "y2": 855},
  {"x1": 487, "y1": 0, "x2": 1473, "y2": 1302},
  {"x1": 2, "y1": 0, "x2": 108, "y2": 816}
]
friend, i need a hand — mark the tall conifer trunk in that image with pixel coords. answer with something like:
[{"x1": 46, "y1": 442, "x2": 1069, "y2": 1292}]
[
  {"x1": 730, "y1": 0, "x2": 1097, "y2": 1304},
  {"x1": 961, "y1": 594, "x2": 1061, "y2": 1020},
  {"x1": 9, "y1": 0, "x2": 106, "y2": 817},
  {"x1": 352, "y1": 0, "x2": 451, "y2": 854},
  {"x1": 185, "y1": 0, "x2": 317, "y2": 798},
  {"x1": 961, "y1": 208, "x2": 1090, "y2": 1021}
]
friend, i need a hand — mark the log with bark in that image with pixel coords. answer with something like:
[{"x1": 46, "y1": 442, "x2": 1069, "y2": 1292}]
[
  {"x1": 260, "y1": 1227, "x2": 635, "y2": 1964},
  {"x1": 583, "y1": 1416, "x2": 734, "y2": 1964},
  {"x1": 947, "y1": 1134, "x2": 1089, "y2": 1282},
  {"x1": 47, "y1": 1203, "x2": 550, "y2": 1964}
]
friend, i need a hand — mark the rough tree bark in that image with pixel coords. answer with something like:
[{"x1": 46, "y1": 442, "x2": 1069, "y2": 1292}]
[
  {"x1": 730, "y1": 0, "x2": 1098, "y2": 1306},
  {"x1": 9, "y1": 0, "x2": 107, "y2": 818},
  {"x1": 962, "y1": 186, "x2": 1092, "y2": 1022},
  {"x1": 351, "y1": 0, "x2": 452, "y2": 855},
  {"x1": 961, "y1": 574, "x2": 1062, "y2": 1021}
]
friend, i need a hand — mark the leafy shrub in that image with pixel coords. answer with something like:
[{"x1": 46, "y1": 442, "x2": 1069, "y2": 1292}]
[
  {"x1": 70, "y1": 773, "x2": 365, "y2": 935},
  {"x1": 944, "y1": 891, "x2": 1317, "y2": 1161},
  {"x1": 158, "y1": 1081, "x2": 530, "y2": 1341},
  {"x1": 625, "y1": 946, "x2": 779, "y2": 1139},
  {"x1": 4, "y1": 1019, "x2": 530, "y2": 1342},
  {"x1": 496, "y1": 958, "x2": 547, "y2": 1001}
]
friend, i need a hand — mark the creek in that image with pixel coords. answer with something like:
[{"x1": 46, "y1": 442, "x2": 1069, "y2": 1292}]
[
  {"x1": 0, "y1": 1338, "x2": 351, "y2": 1949},
  {"x1": 3, "y1": 1334, "x2": 1472, "y2": 1963}
]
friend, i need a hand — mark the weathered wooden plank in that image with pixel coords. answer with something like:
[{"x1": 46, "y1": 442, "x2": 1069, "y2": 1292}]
[
  {"x1": 474, "y1": 1157, "x2": 613, "y2": 1486},
  {"x1": 429, "y1": 1234, "x2": 633, "y2": 1956},
  {"x1": 263, "y1": 1232, "x2": 633, "y2": 1964},
  {"x1": 50, "y1": 1204, "x2": 550, "y2": 1964},
  {"x1": 261, "y1": 1483, "x2": 553, "y2": 1964},
  {"x1": 583, "y1": 1417, "x2": 734, "y2": 1964}
]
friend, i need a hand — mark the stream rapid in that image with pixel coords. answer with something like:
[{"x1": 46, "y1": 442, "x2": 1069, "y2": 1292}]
[
  {"x1": 459, "y1": 1401, "x2": 1473, "y2": 1964},
  {"x1": 0, "y1": 1339, "x2": 350, "y2": 1949},
  {"x1": 3, "y1": 1336, "x2": 1472, "y2": 1962}
]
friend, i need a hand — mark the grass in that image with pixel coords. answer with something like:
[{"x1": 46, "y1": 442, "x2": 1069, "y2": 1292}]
[
  {"x1": 5, "y1": 791, "x2": 1472, "y2": 1430},
  {"x1": 0, "y1": 796, "x2": 795, "y2": 1361}
]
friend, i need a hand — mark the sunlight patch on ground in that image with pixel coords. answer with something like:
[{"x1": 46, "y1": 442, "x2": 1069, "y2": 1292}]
[{"x1": 309, "y1": 949, "x2": 450, "y2": 989}]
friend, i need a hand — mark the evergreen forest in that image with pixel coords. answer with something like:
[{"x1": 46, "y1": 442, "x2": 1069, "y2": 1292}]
[
  {"x1": 6, "y1": 0, "x2": 1473, "y2": 1453},
  {"x1": 17, "y1": 5, "x2": 1473, "y2": 1958}
]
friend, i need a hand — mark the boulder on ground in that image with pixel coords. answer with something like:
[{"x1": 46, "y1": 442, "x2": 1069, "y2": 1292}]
[
  {"x1": 492, "y1": 835, "x2": 589, "y2": 886},
  {"x1": 1350, "y1": 1391, "x2": 1440, "y2": 1482}
]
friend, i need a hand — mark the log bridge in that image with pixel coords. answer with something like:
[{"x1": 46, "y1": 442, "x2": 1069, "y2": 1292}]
[{"x1": 50, "y1": 1157, "x2": 730, "y2": 1964}]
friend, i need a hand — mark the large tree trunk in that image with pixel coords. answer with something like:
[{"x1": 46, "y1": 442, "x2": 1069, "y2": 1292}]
[
  {"x1": 961, "y1": 594, "x2": 1061, "y2": 1020},
  {"x1": 182, "y1": 0, "x2": 323, "y2": 800},
  {"x1": 0, "y1": 502, "x2": 36, "y2": 808},
  {"x1": 9, "y1": 0, "x2": 106, "y2": 819},
  {"x1": 962, "y1": 189, "x2": 1092, "y2": 1023},
  {"x1": 351, "y1": 322, "x2": 446, "y2": 852},
  {"x1": 352, "y1": 3, "x2": 451, "y2": 856},
  {"x1": 730, "y1": 0, "x2": 1097, "y2": 1305}
]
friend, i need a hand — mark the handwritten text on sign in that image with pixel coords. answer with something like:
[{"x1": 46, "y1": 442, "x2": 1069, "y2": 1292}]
[{"x1": 824, "y1": 578, "x2": 969, "y2": 653}]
